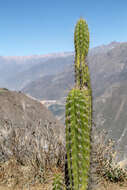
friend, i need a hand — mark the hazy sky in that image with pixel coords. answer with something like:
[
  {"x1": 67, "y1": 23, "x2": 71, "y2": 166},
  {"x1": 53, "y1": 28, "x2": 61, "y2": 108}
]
[{"x1": 0, "y1": 0, "x2": 127, "y2": 56}]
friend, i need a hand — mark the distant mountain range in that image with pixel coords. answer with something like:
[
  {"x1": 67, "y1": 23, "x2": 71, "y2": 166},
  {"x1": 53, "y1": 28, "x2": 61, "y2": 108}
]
[
  {"x1": 1, "y1": 41, "x2": 127, "y2": 160},
  {"x1": 0, "y1": 52, "x2": 73, "y2": 89},
  {"x1": 23, "y1": 41, "x2": 127, "y2": 160},
  {"x1": 22, "y1": 41, "x2": 127, "y2": 100}
]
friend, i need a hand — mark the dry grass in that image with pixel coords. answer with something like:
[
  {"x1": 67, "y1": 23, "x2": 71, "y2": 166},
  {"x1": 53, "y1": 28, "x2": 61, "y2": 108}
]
[
  {"x1": 0, "y1": 122, "x2": 65, "y2": 190},
  {"x1": 0, "y1": 158, "x2": 63, "y2": 190},
  {"x1": 94, "y1": 179, "x2": 127, "y2": 190},
  {"x1": 0, "y1": 124, "x2": 127, "y2": 190},
  {"x1": 0, "y1": 159, "x2": 127, "y2": 190},
  {"x1": 91, "y1": 129, "x2": 127, "y2": 183}
]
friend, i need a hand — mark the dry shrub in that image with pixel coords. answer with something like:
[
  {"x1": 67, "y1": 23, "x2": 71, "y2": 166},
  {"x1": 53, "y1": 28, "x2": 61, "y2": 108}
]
[
  {"x1": 0, "y1": 120, "x2": 127, "y2": 189},
  {"x1": 0, "y1": 120, "x2": 65, "y2": 188},
  {"x1": 91, "y1": 126, "x2": 127, "y2": 183}
]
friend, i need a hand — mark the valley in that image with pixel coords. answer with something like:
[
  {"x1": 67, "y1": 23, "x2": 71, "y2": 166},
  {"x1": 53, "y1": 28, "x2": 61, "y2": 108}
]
[{"x1": 1, "y1": 41, "x2": 127, "y2": 161}]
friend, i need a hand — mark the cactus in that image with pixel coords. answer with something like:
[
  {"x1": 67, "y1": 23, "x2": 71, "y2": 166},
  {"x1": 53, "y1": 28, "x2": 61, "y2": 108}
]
[
  {"x1": 74, "y1": 18, "x2": 90, "y2": 89},
  {"x1": 65, "y1": 18, "x2": 92, "y2": 190},
  {"x1": 51, "y1": 18, "x2": 92, "y2": 190}
]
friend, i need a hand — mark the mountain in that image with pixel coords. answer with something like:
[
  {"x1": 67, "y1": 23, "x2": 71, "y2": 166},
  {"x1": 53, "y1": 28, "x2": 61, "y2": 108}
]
[
  {"x1": 1, "y1": 41, "x2": 127, "y2": 159},
  {"x1": 0, "y1": 88, "x2": 64, "y2": 162},
  {"x1": 0, "y1": 52, "x2": 73, "y2": 89},
  {"x1": 22, "y1": 41, "x2": 127, "y2": 100},
  {"x1": 89, "y1": 41, "x2": 121, "y2": 55},
  {"x1": 22, "y1": 41, "x2": 127, "y2": 160},
  {"x1": 94, "y1": 81, "x2": 127, "y2": 160},
  {"x1": 0, "y1": 41, "x2": 121, "y2": 91},
  {"x1": 22, "y1": 68, "x2": 74, "y2": 100}
]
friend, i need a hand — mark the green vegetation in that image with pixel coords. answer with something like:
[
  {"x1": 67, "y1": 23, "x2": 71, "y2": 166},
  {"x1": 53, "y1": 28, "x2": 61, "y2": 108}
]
[
  {"x1": 55, "y1": 18, "x2": 91, "y2": 190},
  {"x1": 52, "y1": 18, "x2": 92, "y2": 190}
]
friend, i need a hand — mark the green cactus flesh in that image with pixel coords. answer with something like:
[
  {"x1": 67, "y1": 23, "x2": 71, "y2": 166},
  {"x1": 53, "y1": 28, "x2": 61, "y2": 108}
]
[
  {"x1": 74, "y1": 18, "x2": 90, "y2": 89},
  {"x1": 65, "y1": 88, "x2": 92, "y2": 190}
]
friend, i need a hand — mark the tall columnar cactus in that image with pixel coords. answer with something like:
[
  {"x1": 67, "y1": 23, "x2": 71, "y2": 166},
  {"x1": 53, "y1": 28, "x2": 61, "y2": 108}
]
[
  {"x1": 65, "y1": 18, "x2": 92, "y2": 190},
  {"x1": 74, "y1": 19, "x2": 90, "y2": 90}
]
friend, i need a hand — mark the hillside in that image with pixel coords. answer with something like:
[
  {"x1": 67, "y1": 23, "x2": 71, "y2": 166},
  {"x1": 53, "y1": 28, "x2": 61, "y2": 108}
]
[
  {"x1": 0, "y1": 88, "x2": 66, "y2": 189},
  {"x1": 94, "y1": 81, "x2": 127, "y2": 160},
  {"x1": 1, "y1": 42, "x2": 127, "y2": 160},
  {"x1": 22, "y1": 42, "x2": 127, "y2": 160},
  {"x1": 0, "y1": 88, "x2": 64, "y2": 161},
  {"x1": 22, "y1": 41, "x2": 127, "y2": 100},
  {"x1": 0, "y1": 42, "x2": 127, "y2": 188},
  {"x1": 22, "y1": 68, "x2": 74, "y2": 100}
]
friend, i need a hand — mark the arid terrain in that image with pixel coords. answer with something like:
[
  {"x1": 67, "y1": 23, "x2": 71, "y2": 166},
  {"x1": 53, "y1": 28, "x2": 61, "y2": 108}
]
[{"x1": 1, "y1": 42, "x2": 127, "y2": 189}]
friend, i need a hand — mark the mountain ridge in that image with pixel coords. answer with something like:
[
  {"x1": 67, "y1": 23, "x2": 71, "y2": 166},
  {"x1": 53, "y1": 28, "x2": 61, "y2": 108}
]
[{"x1": 1, "y1": 41, "x2": 127, "y2": 159}]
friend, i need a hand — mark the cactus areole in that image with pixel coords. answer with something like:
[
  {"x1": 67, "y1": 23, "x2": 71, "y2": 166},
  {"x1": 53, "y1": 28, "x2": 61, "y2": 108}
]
[{"x1": 65, "y1": 18, "x2": 92, "y2": 190}]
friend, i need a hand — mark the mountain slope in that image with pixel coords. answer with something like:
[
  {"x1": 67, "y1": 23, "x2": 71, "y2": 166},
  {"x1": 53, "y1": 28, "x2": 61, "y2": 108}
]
[
  {"x1": 21, "y1": 42, "x2": 127, "y2": 160},
  {"x1": 0, "y1": 88, "x2": 64, "y2": 162},
  {"x1": 22, "y1": 68, "x2": 74, "y2": 100},
  {"x1": 0, "y1": 53, "x2": 73, "y2": 89},
  {"x1": 1, "y1": 42, "x2": 127, "y2": 160},
  {"x1": 22, "y1": 42, "x2": 127, "y2": 100},
  {"x1": 94, "y1": 81, "x2": 127, "y2": 160}
]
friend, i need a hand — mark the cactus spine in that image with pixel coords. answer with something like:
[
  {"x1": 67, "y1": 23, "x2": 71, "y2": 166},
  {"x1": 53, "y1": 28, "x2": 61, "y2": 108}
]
[{"x1": 65, "y1": 18, "x2": 92, "y2": 190}]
